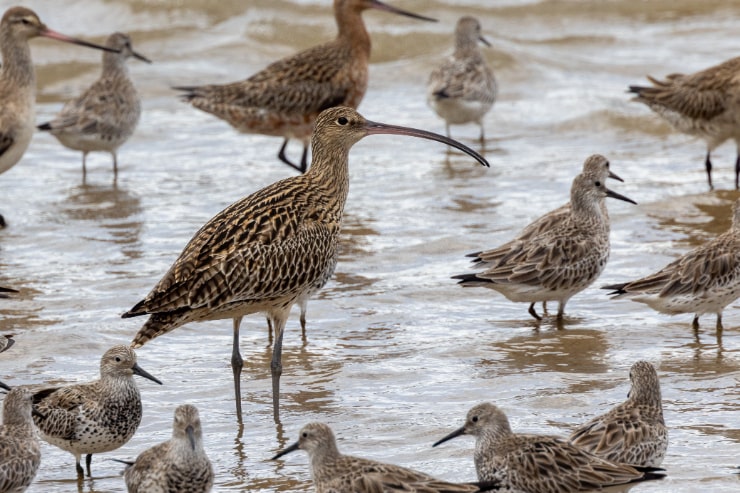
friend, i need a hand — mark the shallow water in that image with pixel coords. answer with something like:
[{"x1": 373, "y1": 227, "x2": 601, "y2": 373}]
[{"x1": 1, "y1": 0, "x2": 739, "y2": 491}]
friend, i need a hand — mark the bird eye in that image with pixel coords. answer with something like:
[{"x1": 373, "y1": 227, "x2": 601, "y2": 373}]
[
  {"x1": 472, "y1": 415, "x2": 479, "y2": 423},
  {"x1": 21, "y1": 18, "x2": 32, "y2": 25},
  {"x1": 595, "y1": 181, "x2": 601, "y2": 186},
  {"x1": 115, "y1": 357, "x2": 121, "y2": 362},
  {"x1": 302, "y1": 432, "x2": 308, "y2": 438},
  {"x1": 337, "y1": 117, "x2": 348, "y2": 125}
]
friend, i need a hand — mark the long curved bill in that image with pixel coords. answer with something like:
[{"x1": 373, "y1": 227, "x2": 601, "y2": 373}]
[
  {"x1": 132, "y1": 362, "x2": 163, "y2": 385},
  {"x1": 432, "y1": 425, "x2": 466, "y2": 447},
  {"x1": 606, "y1": 187, "x2": 637, "y2": 205},
  {"x1": 40, "y1": 28, "x2": 120, "y2": 53},
  {"x1": 271, "y1": 440, "x2": 300, "y2": 460},
  {"x1": 364, "y1": 120, "x2": 490, "y2": 167},
  {"x1": 608, "y1": 170, "x2": 624, "y2": 182},
  {"x1": 370, "y1": 0, "x2": 437, "y2": 23}
]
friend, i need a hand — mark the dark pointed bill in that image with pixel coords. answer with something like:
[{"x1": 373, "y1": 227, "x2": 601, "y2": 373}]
[
  {"x1": 370, "y1": 0, "x2": 437, "y2": 23},
  {"x1": 479, "y1": 35, "x2": 492, "y2": 47},
  {"x1": 132, "y1": 363, "x2": 163, "y2": 385},
  {"x1": 271, "y1": 440, "x2": 300, "y2": 460},
  {"x1": 364, "y1": 120, "x2": 490, "y2": 167},
  {"x1": 186, "y1": 425, "x2": 196, "y2": 450},
  {"x1": 0, "y1": 381, "x2": 10, "y2": 392},
  {"x1": 132, "y1": 51, "x2": 152, "y2": 64},
  {"x1": 40, "y1": 28, "x2": 120, "y2": 53},
  {"x1": 606, "y1": 187, "x2": 637, "y2": 205},
  {"x1": 432, "y1": 425, "x2": 466, "y2": 447},
  {"x1": 608, "y1": 170, "x2": 624, "y2": 182}
]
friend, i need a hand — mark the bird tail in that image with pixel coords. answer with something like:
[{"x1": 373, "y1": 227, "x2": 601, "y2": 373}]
[
  {"x1": 37, "y1": 122, "x2": 52, "y2": 131},
  {"x1": 451, "y1": 272, "x2": 492, "y2": 287},
  {"x1": 634, "y1": 466, "x2": 666, "y2": 482},
  {"x1": 130, "y1": 312, "x2": 187, "y2": 348},
  {"x1": 600, "y1": 282, "x2": 627, "y2": 295},
  {"x1": 172, "y1": 85, "x2": 202, "y2": 102}
]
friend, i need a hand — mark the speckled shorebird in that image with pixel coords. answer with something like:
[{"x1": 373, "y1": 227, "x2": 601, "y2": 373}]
[
  {"x1": 174, "y1": 0, "x2": 436, "y2": 173},
  {"x1": 37, "y1": 32, "x2": 150, "y2": 177},
  {"x1": 570, "y1": 361, "x2": 667, "y2": 468},
  {"x1": 0, "y1": 6, "x2": 118, "y2": 226},
  {"x1": 121, "y1": 404, "x2": 213, "y2": 493},
  {"x1": 32, "y1": 345, "x2": 162, "y2": 478},
  {"x1": 629, "y1": 57, "x2": 740, "y2": 190},
  {"x1": 453, "y1": 155, "x2": 636, "y2": 321},
  {"x1": 0, "y1": 335, "x2": 14, "y2": 354},
  {"x1": 272, "y1": 422, "x2": 498, "y2": 493},
  {"x1": 434, "y1": 403, "x2": 664, "y2": 493},
  {"x1": 603, "y1": 198, "x2": 740, "y2": 330},
  {"x1": 122, "y1": 106, "x2": 489, "y2": 423},
  {"x1": 0, "y1": 386, "x2": 41, "y2": 493},
  {"x1": 427, "y1": 16, "x2": 496, "y2": 141}
]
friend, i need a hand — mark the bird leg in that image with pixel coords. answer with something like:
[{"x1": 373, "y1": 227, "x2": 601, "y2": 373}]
[
  {"x1": 716, "y1": 313, "x2": 723, "y2": 331},
  {"x1": 299, "y1": 144, "x2": 308, "y2": 173},
  {"x1": 82, "y1": 151, "x2": 88, "y2": 178},
  {"x1": 705, "y1": 151, "x2": 714, "y2": 190},
  {"x1": 112, "y1": 151, "x2": 118, "y2": 175},
  {"x1": 86, "y1": 454, "x2": 93, "y2": 477},
  {"x1": 277, "y1": 138, "x2": 306, "y2": 173},
  {"x1": 735, "y1": 153, "x2": 740, "y2": 189},
  {"x1": 265, "y1": 316, "x2": 273, "y2": 342},
  {"x1": 270, "y1": 315, "x2": 287, "y2": 423},
  {"x1": 74, "y1": 453, "x2": 84, "y2": 477},
  {"x1": 527, "y1": 302, "x2": 542, "y2": 320},
  {"x1": 232, "y1": 316, "x2": 244, "y2": 422},
  {"x1": 692, "y1": 314, "x2": 700, "y2": 330}
]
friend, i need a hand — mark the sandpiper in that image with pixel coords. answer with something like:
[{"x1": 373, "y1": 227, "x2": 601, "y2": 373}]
[
  {"x1": 272, "y1": 422, "x2": 498, "y2": 493},
  {"x1": 174, "y1": 0, "x2": 436, "y2": 173},
  {"x1": 434, "y1": 402, "x2": 664, "y2": 493},
  {"x1": 37, "y1": 32, "x2": 150, "y2": 177},
  {"x1": 629, "y1": 56, "x2": 740, "y2": 189},
  {"x1": 32, "y1": 345, "x2": 162, "y2": 477},
  {"x1": 603, "y1": 198, "x2": 740, "y2": 330},
  {"x1": 0, "y1": 6, "x2": 118, "y2": 226},
  {"x1": 570, "y1": 361, "x2": 667, "y2": 467},
  {"x1": 453, "y1": 155, "x2": 636, "y2": 321},
  {"x1": 427, "y1": 16, "x2": 496, "y2": 141},
  {"x1": 0, "y1": 386, "x2": 41, "y2": 493},
  {"x1": 122, "y1": 404, "x2": 213, "y2": 493},
  {"x1": 122, "y1": 106, "x2": 489, "y2": 423}
]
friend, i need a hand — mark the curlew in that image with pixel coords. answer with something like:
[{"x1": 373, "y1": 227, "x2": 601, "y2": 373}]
[
  {"x1": 32, "y1": 345, "x2": 162, "y2": 477},
  {"x1": 122, "y1": 106, "x2": 488, "y2": 423},
  {"x1": 121, "y1": 404, "x2": 213, "y2": 493},
  {"x1": 38, "y1": 32, "x2": 151, "y2": 177},
  {"x1": 0, "y1": 6, "x2": 118, "y2": 227},
  {"x1": 629, "y1": 57, "x2": 740, "y2": 189},
  {"x1": 453, "y1": 154, "x2": 635, "y2": 321},
  {"x1": 272, "y1": 422, "x2": 499, "y2": 493},
  {"x1": 434, "y1": 402, "x2": 665, "y2": 493},
  {"x1": 427, "y1": 16, "x2": 496, "y2": 141},
  {"x1": 174, "y1": 0, "x2": 436, "y2": 173},
  {"x1": 603, "y1": 198, "x2": 740, "y2": 330},
  {"x1": 570, "y1": 361, "x2": 667, "y2": 468}
]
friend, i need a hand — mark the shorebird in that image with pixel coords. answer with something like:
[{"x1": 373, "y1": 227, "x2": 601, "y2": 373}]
[
  {"x1": 121, "y1": 404, "x2": 213, "y2": 493},
  {"x1": 122, "y1": 106, "x2": 489, "y2": 423},
  {"x1": 0, "y1": 335, "x2": 14, "y2": 354},
  {"x1": 629, "y1": 57, "x2": 740, "y2": 189},
  {"x1": 32, "y1": 345, "x2": 162, "y2": 478},
  {"x1": 427, "y1": 16, "x2": 496, "y2": 141},
  {"x1": 570, "y1": 361, "x2": 667, "y2": 468},
  {"x1": 603, "y1": 198, "x2": 740, "y2": 330},
  {"x1": 433, "y1": 402, "x2": 664, "y2": 493},
  {"x1": 0, "y1": 386, "x2": 41, "y2": 493},
  {"x1": 37, "y1": 32, "x2": 150, "y2": 177},
  {"x1": 0, "y1": 6, "x2": 118, "y2": 226},
  {"x1": 453, "y1": 155, "x2": 636, "y2": 321},
  {"x1": 272, "y1": 422, "x2": 499, "y2": 493},
  {"x1": 174, "y1": 0, "x2": 436, "y2": 173}
]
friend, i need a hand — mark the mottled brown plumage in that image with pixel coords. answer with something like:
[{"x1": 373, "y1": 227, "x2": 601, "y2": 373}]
[
  {"x1": 629, "y1": 56, "x2": 740, "y2": 189},
  {"x1": 570, "y1": 361, "x2": 667, "y2": 468},
  {"x1": 272, "y1": 422, "x2": 498, "y2": 493},
  {"x1": 123, "y1": 106, "x2": 488, "y2": 423},
  {"x1": 0, "y1": 386, "x2": 41, "y2": 493},
  {"x1": 174, "y1": 0, "x2": 435, "y2": 172}
]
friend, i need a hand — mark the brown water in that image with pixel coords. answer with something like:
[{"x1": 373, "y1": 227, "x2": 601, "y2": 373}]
[{"x1": 1, "y1": 0, "x2": 739, "y2": 491}]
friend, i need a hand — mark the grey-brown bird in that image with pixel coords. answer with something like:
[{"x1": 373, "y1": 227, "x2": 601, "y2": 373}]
[
  {"x1": 0, "y1": 385, "x2": 41, "y2": 493},
  {"x1": 629, "y1": 57, "x2": 740, "y2": 189},
  {"x1": 174, "y1": 0, "x2": 436, "y2": 173},
  {"x1": 122, "y1": 106, "x2": 488, "y2": 423},
  {"x1": 0, "y1": 6, "x2": 118, "y2": 226}
]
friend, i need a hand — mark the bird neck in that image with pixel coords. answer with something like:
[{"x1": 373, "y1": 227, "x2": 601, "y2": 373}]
[
  {"x1": 102, "y1": 52, "x2": 127, "y2": 78},
  {"x1": 335, "y1": 3, "x2": 371, "y2": 57},
  {"x1": 0, "y1": 31, "x2": 35, "y2": 88},
  {"x1": 305, "y1": 138, "x2": 351, "y2": 209},
  {"x1": 454, "y1": 39, "x2": 481, "y2": 59},
  {"x1": 309, "y1": 446, "x2": 343, "y2": 483}
]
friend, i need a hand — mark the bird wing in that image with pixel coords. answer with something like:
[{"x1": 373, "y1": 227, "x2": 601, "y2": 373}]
[
  {"x1": 630, "y1": 57, "x2": 740, "y2": 121},
  {"x1": 569, "y1": 404, "x2": 651, "y2": 464},
  {"x1": 33, "y1": 385, "x2": 96, "y2": 441},
  {"x1": 125, "y1": 176, "x2": 338, "y2": 316},
  {"x1": 123, "y1": 442, "x2": 170, "y2": 492},
  {"x1": 428, "y1": 57, "x2": 496, "y2": 103}
]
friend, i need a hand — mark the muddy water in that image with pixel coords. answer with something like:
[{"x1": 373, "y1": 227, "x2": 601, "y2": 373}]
[{"x1": 1, "y1": 0, "x2": 739, "y2": 491}]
